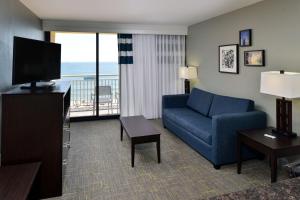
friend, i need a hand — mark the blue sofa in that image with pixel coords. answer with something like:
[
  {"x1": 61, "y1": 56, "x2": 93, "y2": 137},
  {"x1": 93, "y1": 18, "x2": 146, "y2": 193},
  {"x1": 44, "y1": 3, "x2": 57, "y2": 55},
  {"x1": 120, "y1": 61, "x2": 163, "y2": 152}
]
[{"x1": 162, "y1": 88, "x2": 266, "y2": 169}]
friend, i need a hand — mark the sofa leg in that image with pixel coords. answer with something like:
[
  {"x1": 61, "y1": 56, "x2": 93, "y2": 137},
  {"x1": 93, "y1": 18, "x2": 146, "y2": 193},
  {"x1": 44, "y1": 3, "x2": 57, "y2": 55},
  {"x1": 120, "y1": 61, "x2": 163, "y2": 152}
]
[{"x1": 213, "y1": 164, "x2": 221, "y2": 170}]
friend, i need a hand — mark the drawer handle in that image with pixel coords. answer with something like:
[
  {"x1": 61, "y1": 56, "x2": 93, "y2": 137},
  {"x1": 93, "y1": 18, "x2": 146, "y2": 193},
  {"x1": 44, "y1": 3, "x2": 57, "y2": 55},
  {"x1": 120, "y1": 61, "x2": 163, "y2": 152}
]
[
  {"x1": 63, "y1": 143, "x2": 68, "y2": 148},
  {"x1": 63, "y1": 159, "x2": 67, "y2": 166}
]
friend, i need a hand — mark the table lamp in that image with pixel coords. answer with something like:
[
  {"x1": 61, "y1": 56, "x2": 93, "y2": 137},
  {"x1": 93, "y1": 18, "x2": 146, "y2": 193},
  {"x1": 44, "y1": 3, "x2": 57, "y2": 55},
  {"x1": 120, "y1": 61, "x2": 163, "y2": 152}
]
[
  {"x1": 179, "y1": 66, "x2": 198, "y2": 94},
  {"x1": 260, "y1": 70, "x2": 300, "y2": 137}
]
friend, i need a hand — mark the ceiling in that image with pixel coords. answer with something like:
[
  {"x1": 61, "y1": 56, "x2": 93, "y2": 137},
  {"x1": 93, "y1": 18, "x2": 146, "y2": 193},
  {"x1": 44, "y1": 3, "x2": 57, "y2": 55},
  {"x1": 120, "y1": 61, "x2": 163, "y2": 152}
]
[{"x1": 20, "y1": 0, "x2": 263, "y2": 26}]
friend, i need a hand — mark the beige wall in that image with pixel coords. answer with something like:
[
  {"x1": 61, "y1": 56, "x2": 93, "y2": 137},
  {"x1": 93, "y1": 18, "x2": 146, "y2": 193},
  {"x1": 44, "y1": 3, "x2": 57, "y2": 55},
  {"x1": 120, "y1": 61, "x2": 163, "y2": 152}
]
[{"x1": 187, "y1": 0, "x2": 300, "y2": 134}]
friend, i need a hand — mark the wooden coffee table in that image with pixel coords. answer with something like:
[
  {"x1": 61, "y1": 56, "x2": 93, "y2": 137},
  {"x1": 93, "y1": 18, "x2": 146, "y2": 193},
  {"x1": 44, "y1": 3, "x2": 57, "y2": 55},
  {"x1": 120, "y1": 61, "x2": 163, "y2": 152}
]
[{"x1": 120, "y1": 115, "x2": 161, "y2": 167}]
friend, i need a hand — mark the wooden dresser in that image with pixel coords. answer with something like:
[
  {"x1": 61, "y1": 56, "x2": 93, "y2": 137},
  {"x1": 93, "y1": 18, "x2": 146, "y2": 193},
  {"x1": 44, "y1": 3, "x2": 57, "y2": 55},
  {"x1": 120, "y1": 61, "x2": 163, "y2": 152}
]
[{"x1": 1, "y1": 81, "x2": 71, "y2": 198}]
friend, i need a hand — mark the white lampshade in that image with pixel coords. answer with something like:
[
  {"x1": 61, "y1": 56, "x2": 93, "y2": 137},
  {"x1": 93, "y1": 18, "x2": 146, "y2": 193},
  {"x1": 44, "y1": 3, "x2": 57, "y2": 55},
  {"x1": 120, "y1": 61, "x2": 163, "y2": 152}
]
[
  {"x1": 260, "y1": 71, "x2": 300, "y2": 99},
  {"x1": 179, "y1": 66, "x2": 198, "y2": 79}
]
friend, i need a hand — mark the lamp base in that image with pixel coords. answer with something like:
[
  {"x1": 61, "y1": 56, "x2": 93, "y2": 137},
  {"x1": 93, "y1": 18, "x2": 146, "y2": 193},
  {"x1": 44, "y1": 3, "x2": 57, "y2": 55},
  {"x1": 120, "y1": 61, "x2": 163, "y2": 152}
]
[
  {"x1": 271, "y1": 128, "x2": 298, "y2": 138},
  {"x1": 184, "y1": 79, "x2": 190, "y2": 94},
  {"x1": 275, "y1": 98, "x2": 297, "y2": 137}
]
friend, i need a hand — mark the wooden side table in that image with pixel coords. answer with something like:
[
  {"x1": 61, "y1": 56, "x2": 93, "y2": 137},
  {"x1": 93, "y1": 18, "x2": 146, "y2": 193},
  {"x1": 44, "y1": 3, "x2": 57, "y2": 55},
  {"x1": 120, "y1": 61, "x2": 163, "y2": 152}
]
[{"x1": 237, "y1": 127, "x2": 300, "y2": 183}]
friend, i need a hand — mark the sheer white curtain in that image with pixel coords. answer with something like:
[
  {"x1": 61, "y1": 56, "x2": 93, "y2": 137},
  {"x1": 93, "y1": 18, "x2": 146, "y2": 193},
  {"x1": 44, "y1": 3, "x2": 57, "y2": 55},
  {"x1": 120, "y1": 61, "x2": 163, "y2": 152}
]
[
  {"x1": 121, "y1": 35, "x2": 157, "y2": 118},
  {"x1": 120, "y1": 34, "x2": 185, "y2": 119},
  {"x1": 156, "y1": 35, "x2": 185, "y2": 117}
]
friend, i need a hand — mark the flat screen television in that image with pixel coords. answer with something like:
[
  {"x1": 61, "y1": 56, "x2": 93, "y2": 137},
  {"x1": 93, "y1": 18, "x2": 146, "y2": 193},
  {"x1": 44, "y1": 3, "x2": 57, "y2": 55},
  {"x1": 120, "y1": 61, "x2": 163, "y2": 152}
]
[{"x1": 12, "y1": 36, "x2": 61, "y2": 89}]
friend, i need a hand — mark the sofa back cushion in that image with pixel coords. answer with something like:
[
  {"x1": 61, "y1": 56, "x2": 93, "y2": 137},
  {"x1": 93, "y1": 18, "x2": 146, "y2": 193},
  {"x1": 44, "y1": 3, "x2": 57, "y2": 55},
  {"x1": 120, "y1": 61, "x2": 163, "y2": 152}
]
[
  {"x1": 208, "y1": 94, "x2": 254, "y2": 117},
  {"x1": 187, "y1": 88, "x2": 214, "y2": 116}
]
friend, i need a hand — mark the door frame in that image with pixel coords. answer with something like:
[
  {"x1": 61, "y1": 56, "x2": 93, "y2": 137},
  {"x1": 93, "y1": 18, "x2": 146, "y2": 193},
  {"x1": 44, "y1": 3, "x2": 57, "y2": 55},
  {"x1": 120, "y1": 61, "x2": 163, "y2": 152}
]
[{"x1": 46, "y1": 31, "x2": 120, "y2": 121}]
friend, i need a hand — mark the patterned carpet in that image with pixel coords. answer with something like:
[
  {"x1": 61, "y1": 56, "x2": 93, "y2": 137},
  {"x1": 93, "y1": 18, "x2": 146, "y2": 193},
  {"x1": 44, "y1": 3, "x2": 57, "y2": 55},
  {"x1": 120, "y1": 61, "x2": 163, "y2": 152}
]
[{"x1": 46, "y1": 119, "x2": 288, "y2": 200}]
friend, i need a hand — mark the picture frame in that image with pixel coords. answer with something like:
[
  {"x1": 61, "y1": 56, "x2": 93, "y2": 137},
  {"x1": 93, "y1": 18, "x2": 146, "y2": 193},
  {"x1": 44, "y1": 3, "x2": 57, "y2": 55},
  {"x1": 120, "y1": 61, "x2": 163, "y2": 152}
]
[
  {"x1": 219, "y1": 44, "x2": 239, "y2": 74},
  {"x1": 244, "y1": 50, "x2": 265, "y2": 66},
  {"x1": 239, "y1": 29, "x2": 252, "y2": 47}
]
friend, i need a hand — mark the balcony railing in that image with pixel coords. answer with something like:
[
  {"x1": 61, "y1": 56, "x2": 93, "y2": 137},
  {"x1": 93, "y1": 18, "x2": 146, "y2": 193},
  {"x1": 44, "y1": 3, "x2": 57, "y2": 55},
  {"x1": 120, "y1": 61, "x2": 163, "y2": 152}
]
[{"x1": 62, "y1": 74, "x2": 119, "y2": 117}]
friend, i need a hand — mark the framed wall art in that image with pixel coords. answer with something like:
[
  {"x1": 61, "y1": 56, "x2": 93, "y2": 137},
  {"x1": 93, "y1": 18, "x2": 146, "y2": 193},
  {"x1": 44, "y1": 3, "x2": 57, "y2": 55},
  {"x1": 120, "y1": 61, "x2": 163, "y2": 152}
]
[
  {"x1": 219, "y1": 44, "x2": 239, "y2": 74},
  {"x1": 244, "y1": 50, "x2": 265, "y2": 66},
  {"x1": 239, "y1": 29, "x2": 252, "y2": 47}
]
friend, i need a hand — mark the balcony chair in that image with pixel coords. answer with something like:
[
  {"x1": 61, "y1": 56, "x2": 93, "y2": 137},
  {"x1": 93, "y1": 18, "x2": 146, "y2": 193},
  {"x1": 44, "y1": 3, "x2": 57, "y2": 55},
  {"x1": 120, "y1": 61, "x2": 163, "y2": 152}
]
[{"x1": 92, "y1": 86, "x2": 113, "y2": 115}]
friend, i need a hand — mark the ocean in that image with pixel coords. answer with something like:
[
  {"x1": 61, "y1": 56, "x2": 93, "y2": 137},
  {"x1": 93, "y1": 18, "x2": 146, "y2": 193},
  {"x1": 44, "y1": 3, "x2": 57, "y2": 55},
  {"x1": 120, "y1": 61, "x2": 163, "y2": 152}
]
[
  {"x1": 61, "y1": 62, "x2": 119, "y2": 76},
  {"x1": 61, "y1": 62, "x2": 119, "y2": 103}
]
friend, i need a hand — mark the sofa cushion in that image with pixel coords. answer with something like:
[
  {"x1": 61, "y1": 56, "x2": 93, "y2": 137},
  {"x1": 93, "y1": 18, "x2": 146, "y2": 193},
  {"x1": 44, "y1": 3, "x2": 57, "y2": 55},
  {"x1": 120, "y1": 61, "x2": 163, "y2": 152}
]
[
  {"x1": 163, "y1": 108, "x2": 212, "y2": 145},
  {"x1": 187, "y1": 88, "x2": 214, "y2": 116},
  {"x1": 208, "y1": 95, "x2": 254, "y2": 117}
]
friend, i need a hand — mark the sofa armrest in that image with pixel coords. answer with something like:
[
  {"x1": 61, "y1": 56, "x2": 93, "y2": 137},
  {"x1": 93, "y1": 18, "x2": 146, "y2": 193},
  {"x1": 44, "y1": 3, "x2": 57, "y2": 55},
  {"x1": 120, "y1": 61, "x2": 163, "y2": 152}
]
[
  {"x1": 211, "y1": 111, "x2": 267, "y2": 165},
  {"x1": 162, "y1": 94, "x2": 189, "y2": 109}
]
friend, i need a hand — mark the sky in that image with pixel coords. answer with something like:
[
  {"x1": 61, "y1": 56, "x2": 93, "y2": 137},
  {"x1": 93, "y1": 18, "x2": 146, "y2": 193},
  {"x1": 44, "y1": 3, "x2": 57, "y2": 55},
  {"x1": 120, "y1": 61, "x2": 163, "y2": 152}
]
[{"x1": 55, "y1": 32, "x2": 118, "y2": 63}]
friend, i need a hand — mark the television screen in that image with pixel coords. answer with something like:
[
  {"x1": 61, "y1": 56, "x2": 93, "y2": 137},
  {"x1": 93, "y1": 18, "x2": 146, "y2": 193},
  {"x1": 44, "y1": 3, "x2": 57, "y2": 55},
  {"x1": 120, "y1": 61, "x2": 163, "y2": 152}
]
[{"x1": 12, "y1": 36, "x2": 61, "y2": 85}]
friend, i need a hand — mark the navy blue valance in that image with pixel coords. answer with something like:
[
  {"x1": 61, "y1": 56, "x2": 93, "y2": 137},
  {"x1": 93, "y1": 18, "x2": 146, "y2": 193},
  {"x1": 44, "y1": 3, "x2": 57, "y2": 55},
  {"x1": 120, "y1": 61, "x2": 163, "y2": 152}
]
[{"x1": 118, "y1": 34, "x2": 133, "y2": 65}]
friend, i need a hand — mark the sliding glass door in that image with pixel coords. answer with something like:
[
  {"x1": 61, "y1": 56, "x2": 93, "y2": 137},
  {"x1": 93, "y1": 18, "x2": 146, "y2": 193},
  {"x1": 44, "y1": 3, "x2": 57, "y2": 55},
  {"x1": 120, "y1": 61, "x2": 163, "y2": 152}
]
[
  {"x1": 53, "y1": 32, "x2": 119, "y2": 118},
  {"x1": 98, "y1": 34, "x2": 120, "y2": 116}
]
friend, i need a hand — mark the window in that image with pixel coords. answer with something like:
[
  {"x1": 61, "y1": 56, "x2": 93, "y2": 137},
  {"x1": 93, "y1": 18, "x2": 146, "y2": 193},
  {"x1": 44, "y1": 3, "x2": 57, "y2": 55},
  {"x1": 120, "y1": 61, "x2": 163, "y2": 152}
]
[{"x1": 53, "y1": 32, "x2": 119, "y2": 118}]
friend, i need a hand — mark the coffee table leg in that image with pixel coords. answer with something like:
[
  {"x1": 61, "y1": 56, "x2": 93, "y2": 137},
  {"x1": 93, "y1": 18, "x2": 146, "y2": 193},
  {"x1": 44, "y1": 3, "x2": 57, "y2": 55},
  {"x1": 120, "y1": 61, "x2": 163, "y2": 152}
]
[
  {"x1": 157, "y1": 138, "x2": 161, "y2": 163},
  {"x1": 131, "y1": 141, "x2": 135, "y2": 167},
  {"x1": 270, "y1": 153, "x2": 277, "y2": 183},
  {"x1": 237, "y1": 135, "x2": 242, "y2": 174},
  {"x1": 120, "y1": 124, "x2": 123, "y2": 141}
]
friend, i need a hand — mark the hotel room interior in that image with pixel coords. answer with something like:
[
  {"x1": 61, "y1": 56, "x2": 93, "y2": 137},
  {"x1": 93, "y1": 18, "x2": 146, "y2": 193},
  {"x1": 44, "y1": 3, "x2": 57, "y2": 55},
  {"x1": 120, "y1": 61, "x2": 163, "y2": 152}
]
[{"x1": 1, "y1": 0, "x2": 300, "y2": 199}]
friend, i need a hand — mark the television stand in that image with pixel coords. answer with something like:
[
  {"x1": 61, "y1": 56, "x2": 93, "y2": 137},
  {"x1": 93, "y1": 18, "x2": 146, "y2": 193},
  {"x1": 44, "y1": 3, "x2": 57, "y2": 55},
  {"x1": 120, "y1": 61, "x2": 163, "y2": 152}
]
[
  {"x1": 2, "y1": 81, "x2": 71, "y2": 198},
  {"x1": 20, "y1": 81, "x2": 56, "y2": 90}
]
